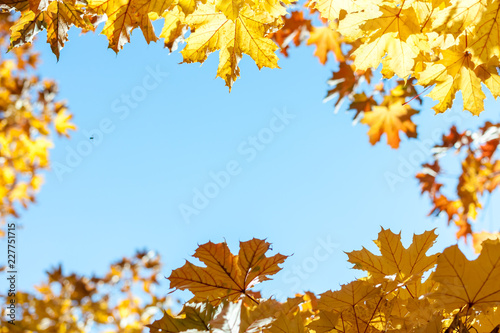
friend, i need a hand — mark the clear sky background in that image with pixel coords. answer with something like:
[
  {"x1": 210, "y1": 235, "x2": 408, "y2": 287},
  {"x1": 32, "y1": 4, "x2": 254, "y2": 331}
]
[{"x1": 2, "y1": 20, "x2": 500, "y2": 307}]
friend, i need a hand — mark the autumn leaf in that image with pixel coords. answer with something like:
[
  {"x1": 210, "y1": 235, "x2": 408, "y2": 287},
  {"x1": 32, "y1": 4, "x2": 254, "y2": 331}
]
[
  {"x1": 346, "y1": 228, "x2": 438, "y2": 284},
  {"x1": 306, "y1": 24, "x2": 344, "y2": 64},
  {"x1": 417, "y1": 37, "x2": 486, "y2": 115},
  {"x1": 430, "y1": 239, "x2": 500, "y2": 311},
  {"x1": 44, "y1": 0, "x2": 94, "y2": 59},
  {"x1": 87, "y1": 0, "x2": 163, "y2": 52},
  {"x1": 360, "y1": 95, "x2": 418, "y2": 149},
  {"x1": 54, "y1": 106, "x2": 77, "y2": 137},
  {"x1": 338, "y1": 2, "x2": 423, "y2": 79},
  {"x1": 168, "y1": 238, "x2": 287, "y2": 305},
  {"x1": 181, "y1": 3, "x2": 281, "y2": 89},
  {"x1": 416, "y1": 161, "x2": 442, "y2": 198},
  {"x1": 269, "y1": 11, "x2": 312, "y2": 57}
]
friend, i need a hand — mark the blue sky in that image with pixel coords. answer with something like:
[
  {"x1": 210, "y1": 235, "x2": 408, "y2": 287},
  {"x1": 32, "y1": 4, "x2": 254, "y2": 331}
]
[{"x1": 3, "y1": 22, "x2": 500, "y2": 305}]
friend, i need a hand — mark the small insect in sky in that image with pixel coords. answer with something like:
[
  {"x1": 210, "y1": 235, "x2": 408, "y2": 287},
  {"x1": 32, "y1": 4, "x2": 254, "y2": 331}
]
[{"x1": 90, "y1": 137, "x2": 94, "y2": 140}]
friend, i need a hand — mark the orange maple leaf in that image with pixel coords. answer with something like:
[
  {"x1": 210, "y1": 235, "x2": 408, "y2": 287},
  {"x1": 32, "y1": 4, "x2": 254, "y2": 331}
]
[
  {"x1": 416, "y1": 161, "x2": 442, "y2": 198},
  {"x1": 360, "y1": 96, "x2": 418, "y2": 149},
  {"x1": 270, "y1": 11, "x2": 312, "y2": 57},
  {"x1": 168, "y1": 238, "x2": 288, "y2": 305},
  {"x1": 307, "y1": 24, "x2": 344, "y2": 64}
]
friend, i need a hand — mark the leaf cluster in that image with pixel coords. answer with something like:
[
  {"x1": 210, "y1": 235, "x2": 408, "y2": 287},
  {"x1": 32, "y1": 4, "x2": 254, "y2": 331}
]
[
  {"x1": 152, "y1": 232, "x2": 500, "y2": 333},
  {"x1": 416, "y1": 123, "x2": 500, "y2": 245},
  {"x1": 0, "y1": 13, "x2": 75, "y2": 235},
  {"x1": 0, "y1": 250, "x2": 170, "y2": 332}
]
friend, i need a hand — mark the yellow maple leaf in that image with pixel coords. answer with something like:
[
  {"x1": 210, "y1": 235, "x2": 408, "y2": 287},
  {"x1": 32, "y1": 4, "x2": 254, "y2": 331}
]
[
  {"x1": 346, "y1": 228, "x2": 438, "y2": 283},
  {"x1": 181, "y1": 3, "x2": 281, "y2": 89},
  {"x1": 306, "y1": 25, "x2": 344, "y2": 64},
  {"x1": 430, "y1": 239, "x2": 500, "y2": 311},
  {"x1": 87, "y1": 0, "x2": 168, "y2": 52},
  {"x1": 55, "y1": 108, "x2": 76, "y2": 138},
  {"x1": 45, "y1": 0, "x2": 94, "y2": 60},
  {"x1": 338, "y1": 2, "x2": 423, "y2": 79},
  {"x1": 417, "y1": 37, "x2": 486, "y2": 115}
]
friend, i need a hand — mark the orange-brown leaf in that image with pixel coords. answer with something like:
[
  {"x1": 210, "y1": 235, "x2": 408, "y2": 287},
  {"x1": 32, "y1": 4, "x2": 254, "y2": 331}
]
[{"x1": 168, "y1": 238, "x2": 287, "y2": 305}]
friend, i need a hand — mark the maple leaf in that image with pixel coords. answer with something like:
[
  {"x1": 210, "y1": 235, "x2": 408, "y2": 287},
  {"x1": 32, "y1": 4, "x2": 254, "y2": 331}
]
[
  {"x1": 269, "y1": 11, "x2": 312, "y2": 57},
  {"x1": 168, "y1": 238, "x2": 287, "y2": 305},
  {"x1": 346, "y1": 228, "x2": 438, "y2": 284},
  {"x1": 306, "y1": 24, "x2": 344, "y2": 64},
  {"x1": 181, "y1": 3, "x2": 281, "y2": 89},
  {"x1": 54, "y1": 106, "x2": 76, "y2": 138},
  {"x1": 416, "y1": 161, "x2": 442, "y2": 198},
  {"x1": 44, "y1": 0, "x2": 94, "y2": 59},
  {"x1": 430, "y1": 239, "x2": 500, "y2": 311},
  {"x1": 338, "y1": 2, "x2": 423, "y2": 79},
  {"x1": 417, "y1": 37, "x2": 486, "y2": 115},
  {"x1": 87, "y1": 0, "x2": 165, "y2": 52},
  {"x1": 360, "y1": 95, "x2": 418, "y2": 149},
  {"x1": 9, "y1": 11, "x2": 44, "y2": 49}
]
